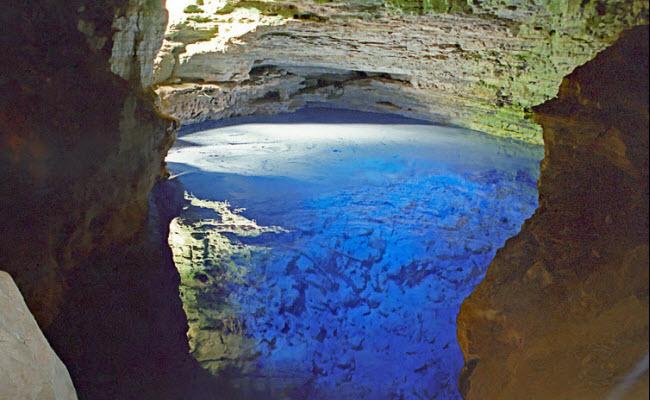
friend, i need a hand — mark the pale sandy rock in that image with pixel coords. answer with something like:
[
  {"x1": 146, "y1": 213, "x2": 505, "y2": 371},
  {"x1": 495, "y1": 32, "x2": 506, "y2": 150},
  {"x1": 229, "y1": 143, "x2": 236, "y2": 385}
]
[
  {"x1": 0, "y1": 271, "x2": 78, "y2": 400},
  {"x1": 154, "y1": 0, "x2": 648, "y2": 144},
  {"x1": 110, "y1": 0, "x2": 169, "y2": 87}
]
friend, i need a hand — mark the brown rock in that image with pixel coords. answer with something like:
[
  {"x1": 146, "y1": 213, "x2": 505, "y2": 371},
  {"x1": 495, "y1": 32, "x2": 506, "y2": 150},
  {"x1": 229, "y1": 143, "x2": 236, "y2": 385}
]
[
  {"x1": 0, "y1": 0, "x2": 175, "y2": 327},
  {"x1": 457, "y1": 25, "x2": 649, "y2": 400}
]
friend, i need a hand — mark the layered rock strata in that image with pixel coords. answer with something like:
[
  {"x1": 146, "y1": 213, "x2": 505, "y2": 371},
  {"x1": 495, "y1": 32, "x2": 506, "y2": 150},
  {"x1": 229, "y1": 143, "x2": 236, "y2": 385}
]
[
  {"x1": 457, "y1": 25, "x2": 649, "y2": 400},
  {"x1": 154, "y1": 0, "x2": 648, "y2": 144}
]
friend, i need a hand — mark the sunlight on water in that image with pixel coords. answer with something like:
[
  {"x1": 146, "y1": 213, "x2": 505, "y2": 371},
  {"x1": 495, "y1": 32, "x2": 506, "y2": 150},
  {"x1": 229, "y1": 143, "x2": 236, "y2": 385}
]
[{"x1": 165, "y1": 108, "x2": 543, "y2": 400}]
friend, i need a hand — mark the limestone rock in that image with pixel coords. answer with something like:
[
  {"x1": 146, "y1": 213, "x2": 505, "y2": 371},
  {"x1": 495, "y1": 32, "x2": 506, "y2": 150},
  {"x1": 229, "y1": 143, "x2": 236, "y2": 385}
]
[
  {"x1": 0, "y1": 271, "x2": 78, "y2": 400},
  {"x1": 457, "y1": 25, "x2": 649, "y2": 400},
  {"x1": 154, "y1": 0, "x2": 648, "y2": 144},
  {"x1": 110, "y1": 0, "x2": 169, "y2": 87}
]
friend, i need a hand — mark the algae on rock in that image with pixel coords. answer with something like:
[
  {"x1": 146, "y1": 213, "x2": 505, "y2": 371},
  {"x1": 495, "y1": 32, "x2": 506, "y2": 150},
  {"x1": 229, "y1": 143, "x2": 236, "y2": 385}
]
[{"x1": 154, "y1": 0, "x2": 648, "y2": 144}]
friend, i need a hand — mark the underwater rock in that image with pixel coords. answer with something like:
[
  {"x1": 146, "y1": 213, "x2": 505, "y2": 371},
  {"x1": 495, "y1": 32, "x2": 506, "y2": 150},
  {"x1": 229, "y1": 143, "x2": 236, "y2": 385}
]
[{"x1": 165, "y1": 111, "x2": 542, "y2": 399}]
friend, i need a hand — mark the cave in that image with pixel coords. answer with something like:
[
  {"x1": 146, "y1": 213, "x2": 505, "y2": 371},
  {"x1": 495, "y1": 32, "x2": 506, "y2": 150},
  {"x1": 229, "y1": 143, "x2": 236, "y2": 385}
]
[
  {"x1": 0, "y1": 1, "x2": 648, "y2": 400},
  {"x1": 163, "y1": 107, "x2": 541, "y2": 398}
]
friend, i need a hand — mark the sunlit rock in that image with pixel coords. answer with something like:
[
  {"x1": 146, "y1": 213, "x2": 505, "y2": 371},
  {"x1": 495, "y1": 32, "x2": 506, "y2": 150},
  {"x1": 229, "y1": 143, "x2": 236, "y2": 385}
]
[
  {"x1": 110, "y1": 0, "x2": 170, "y2": 87},
  {"x1": 154, "y1": 0, "x2": 648, "y2": 143},
  {"x1": 0, "y1": 272, "x2": 77, "y2": 400}
]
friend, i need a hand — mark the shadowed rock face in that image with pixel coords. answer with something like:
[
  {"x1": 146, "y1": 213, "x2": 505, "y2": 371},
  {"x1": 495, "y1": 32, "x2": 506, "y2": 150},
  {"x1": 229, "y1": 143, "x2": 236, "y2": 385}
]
[
  {"x1": 0, "y1": 0, "x2": 173, "y2": 327},
  {"x1": 0, "y1": 1, "x2": 216, "y2": 399},
  {"x1": 457, "y1": 25, "x2": 649, "y2": 400},
  {"x1": 45, "y1": 181, "x2": 224, "y2": 400}
]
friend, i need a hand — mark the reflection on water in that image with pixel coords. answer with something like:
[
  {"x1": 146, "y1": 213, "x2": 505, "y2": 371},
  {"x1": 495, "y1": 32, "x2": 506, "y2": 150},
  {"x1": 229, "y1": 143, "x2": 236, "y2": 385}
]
[{"x1": 166, "y1": 108, "x2": 542, "y2": 400}]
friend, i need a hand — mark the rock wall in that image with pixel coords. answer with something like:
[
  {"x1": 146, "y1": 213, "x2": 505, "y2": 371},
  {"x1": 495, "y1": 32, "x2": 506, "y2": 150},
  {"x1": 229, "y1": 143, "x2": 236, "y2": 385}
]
[
  {"x1": 0, "y1": 0, "x2": 171, "y2": 328},
  {"x1": 0, "y1": 1, "x2": 219, "y2": 399},
  {"x1": 44, "y1": 181, "x2": 223, "y2": 400},
  {"x1": 154, "y1": 0, "x2": 648, "y2": 144},
  {"x1": 0, "y1": 271, "x2": 78, "y2": 400},
  {"x1": 457, "y1": 25, "x2": 649, "y2": 400},
  {"x1": 109, "y1": 0, "x2": 170, "y2": 87}
]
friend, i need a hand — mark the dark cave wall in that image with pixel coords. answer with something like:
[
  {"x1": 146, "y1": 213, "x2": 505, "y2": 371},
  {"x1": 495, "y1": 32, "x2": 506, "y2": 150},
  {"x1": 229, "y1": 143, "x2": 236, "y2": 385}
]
[
  {"x1": 0, "y1": 1, "x2": 215, "y2": 399},
  {"x1": 458, "y1": 25, "x2": 649, "y2": 400},
  {"x1": 0, "y1": 0, "x2": 172, "y2": 328}
]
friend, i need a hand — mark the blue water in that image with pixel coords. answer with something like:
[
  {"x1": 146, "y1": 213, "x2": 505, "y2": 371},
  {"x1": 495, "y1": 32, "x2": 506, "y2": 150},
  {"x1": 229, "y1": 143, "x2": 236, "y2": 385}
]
[{"x1": 166, "y1": 108, "x2": 542, "y2": 400}]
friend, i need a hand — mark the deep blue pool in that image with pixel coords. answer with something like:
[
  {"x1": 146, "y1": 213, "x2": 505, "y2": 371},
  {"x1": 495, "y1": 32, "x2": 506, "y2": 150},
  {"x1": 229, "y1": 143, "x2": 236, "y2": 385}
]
[{"x1": 165, "y1": 108, "x2": 542, "y2": 400}]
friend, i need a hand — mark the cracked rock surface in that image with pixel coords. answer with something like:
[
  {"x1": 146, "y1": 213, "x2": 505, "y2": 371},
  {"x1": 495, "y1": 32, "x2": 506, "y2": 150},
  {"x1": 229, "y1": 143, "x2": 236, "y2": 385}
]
[{"x1": 155, "y1": 0, "x2": 648, "y2": 144}]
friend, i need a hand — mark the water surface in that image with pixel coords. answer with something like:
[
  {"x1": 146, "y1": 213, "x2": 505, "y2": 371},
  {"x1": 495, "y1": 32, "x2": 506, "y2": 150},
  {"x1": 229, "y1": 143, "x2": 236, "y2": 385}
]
[{"x1": 166, "y1": 108, "x2": 542, "y2": 400}]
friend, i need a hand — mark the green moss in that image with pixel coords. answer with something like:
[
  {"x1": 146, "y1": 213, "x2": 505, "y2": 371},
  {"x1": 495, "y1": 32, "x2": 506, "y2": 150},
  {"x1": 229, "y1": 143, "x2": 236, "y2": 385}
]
[
  {"x1": 216, "y1": 0, "x2": 328, "y2": 21},
  {"x1": 184, "y1": 4, "x2": 205, "y2": 13},
  {"x1": 466, "y1": 104, "x2": 543, "y2": 144},
  {"x1": 187, "y1": 15, "x2": 214, "y2": 23},
  {"x1": 384, "y1": 0, "x2": 470, "y2": 14},
  {"x1": 165, "y1": 22, "x2": 219, "y2": 44}
]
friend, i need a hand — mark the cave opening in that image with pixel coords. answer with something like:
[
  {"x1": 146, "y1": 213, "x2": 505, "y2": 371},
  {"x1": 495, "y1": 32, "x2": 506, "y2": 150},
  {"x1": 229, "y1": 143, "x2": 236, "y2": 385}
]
[{"x1": 160, "y1": 106, "x2": 542, "y2": 399}]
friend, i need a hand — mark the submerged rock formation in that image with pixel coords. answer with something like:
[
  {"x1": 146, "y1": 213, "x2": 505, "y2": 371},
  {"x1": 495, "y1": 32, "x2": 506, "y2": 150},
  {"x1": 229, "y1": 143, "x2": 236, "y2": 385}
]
[
  {"x1": 0, "y1": 271, "x2": 77, "y2": 400},
  {"x1": 154, "y1": 0, "x2": 647, "y2": 143},
  {"x1": 164, "y1": 115, "x2": 542, "y2": 398},
  {"x1": 457, "y1": 25, "x2": 649, "y2": 400}
]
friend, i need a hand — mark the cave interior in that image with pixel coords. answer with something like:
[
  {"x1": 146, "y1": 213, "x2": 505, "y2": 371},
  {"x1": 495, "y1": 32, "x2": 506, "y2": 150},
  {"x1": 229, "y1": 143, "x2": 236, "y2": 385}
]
[{"x1": 0, "y1": 1, "x2": 648, "y2": 400}]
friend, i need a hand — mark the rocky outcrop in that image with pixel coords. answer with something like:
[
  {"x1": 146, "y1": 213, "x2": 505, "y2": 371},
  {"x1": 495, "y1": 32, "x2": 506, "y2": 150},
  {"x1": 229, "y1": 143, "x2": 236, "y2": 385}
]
[
  {"x1": 108, "y1": 0, "x2": 170, "y2": 87},
  {"x1": 154, "y1": 0, "x2": 648, "y2": 144},
  {"x1": 457, "y1": 25, "x2": 649, "y2": 400},
  {"x1": 44, "y1": 181, "x2": 223, "y2": 400},
  {"x1": 0, "y1": 271, "x2": 77, "y2": 400},
  {"x1": 1, "y1": 0, "x2": 173, "y2": 327},
  {"x1": 0, "y1": 1, "x2": 215, "y2": 399}
]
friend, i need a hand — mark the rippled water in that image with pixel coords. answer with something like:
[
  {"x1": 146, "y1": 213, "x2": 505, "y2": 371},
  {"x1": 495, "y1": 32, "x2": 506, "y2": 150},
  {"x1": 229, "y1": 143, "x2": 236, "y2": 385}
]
[{"x1": 165, "y1": 108, "x2": 542, "y2": 400}]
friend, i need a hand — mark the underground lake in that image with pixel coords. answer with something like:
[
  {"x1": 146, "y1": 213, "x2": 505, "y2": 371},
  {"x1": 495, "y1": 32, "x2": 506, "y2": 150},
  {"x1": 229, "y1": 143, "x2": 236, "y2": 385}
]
[{"x1": 162, "y1": 107, "x2": 543, "y2": 400}]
